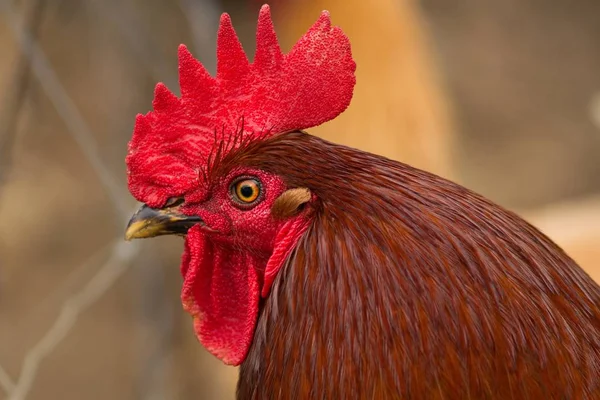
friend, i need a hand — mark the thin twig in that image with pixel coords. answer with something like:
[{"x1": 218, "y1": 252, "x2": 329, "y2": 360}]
[
  {"x1": 1, "y1": 3, "x2": 187, "y2": 400},
  {"x1": 0, "y1": 0, "x2": 131, "y2": 220},
  {"x1": 0, "y1": 0, "x2": 45, "y2": 195},
  {"x1": 132, "y1": 254, "x2": 174, "y2": 400},
  {"x1": 0, "y1": 363, "x2": 15, "y2": 394},
  {"x1": 17, "y1": 242, "x2": 114, "y2": 334},
  {"x1": 0, "y1": 243, "x2": 112, "y2": 396},
  {"x1": 0, "y1": 0, "x2": 45, "y2": 393},
  {"x1": 0, "y1": 3, "x2": 151, "y2": 400},
  {"x1": 590, "y1": 92, "x2": 600, "y2": 132},
  {"x1": 84, "y1": 2, "x2": 184, "y2": 398},
  {"x1": 7, "y1": 240, "x2": 141, "y2": 400}
]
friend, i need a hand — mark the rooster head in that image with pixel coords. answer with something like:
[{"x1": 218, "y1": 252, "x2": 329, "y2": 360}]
[{"x1": 124, "y1": 5, "x2": 356, "y2": 365}]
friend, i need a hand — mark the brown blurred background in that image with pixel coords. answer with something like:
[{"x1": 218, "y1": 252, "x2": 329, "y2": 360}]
[{"x1": 0, "y1": 0, "x2": 598, "y2": 399}]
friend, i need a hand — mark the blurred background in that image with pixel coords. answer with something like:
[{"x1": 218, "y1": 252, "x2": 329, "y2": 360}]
[{"x1": 0, "y1": 0, "x2": 598, "y2": 398}]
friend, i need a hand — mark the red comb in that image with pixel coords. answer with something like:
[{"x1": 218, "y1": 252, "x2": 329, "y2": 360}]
[{"x1": 126, "y1": 4, "x2": 356, "y2": 207}]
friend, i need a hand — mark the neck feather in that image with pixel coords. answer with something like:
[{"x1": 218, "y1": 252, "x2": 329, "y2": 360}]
[{"x1": 233, "y1": 132, "x2": 600, "y2": 399}]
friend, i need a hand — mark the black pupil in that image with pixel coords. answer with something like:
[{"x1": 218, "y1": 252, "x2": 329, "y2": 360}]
[{"x1": 240, "y1": 184, "x2": 255, "y2": 199}]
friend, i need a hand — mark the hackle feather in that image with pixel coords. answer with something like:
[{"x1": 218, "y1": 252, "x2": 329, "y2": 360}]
[{"x1": 228, "y1": 131, "x2": 600, "y2": 399}]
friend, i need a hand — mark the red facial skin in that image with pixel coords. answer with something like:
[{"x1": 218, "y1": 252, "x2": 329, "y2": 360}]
[{"x1": 177, "y1": 167, "x2": 310, "y2": 365}]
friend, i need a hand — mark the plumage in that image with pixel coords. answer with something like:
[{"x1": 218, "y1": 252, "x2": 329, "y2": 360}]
[{"x1": 231, "y1": 131, "x2": 600, "y2": 399}]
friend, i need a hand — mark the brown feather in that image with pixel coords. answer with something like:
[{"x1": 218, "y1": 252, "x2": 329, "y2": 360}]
[
  {"x1": 271, "y1": 188, "x2": 312, "y2": 220},
  {"x1": 220, "y1": 131, "x2": 600, "y2": 399}
]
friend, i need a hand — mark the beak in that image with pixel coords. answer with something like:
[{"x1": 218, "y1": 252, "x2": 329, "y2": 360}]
[{"x1": 125, "y1": 203, "x2": 203, "y2": 241}]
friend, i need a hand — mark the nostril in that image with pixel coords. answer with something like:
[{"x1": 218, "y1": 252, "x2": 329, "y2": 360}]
[{"x1": 164, "y1": 197, "x2": 185, "y2": 207}]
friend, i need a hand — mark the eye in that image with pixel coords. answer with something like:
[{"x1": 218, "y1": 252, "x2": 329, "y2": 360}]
[{"x1": 230, "y1": 177, "x2": 262, "y2": 207}]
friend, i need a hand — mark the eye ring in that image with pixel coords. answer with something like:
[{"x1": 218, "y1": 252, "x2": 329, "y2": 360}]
[{"x1": 230, "y1": 176, "x2": 263, "y2": 209}]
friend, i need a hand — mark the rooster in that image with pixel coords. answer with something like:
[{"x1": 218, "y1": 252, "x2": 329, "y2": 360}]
[{"x1": 124, "y1": 5, "x2": 600, "y2": 399}]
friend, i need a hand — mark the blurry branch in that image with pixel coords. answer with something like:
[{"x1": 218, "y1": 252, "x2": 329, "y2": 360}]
[
  {"x1": 87, "y1": 0, "x2": 177, "y2": 89},
  {"x1": 84, "y1": 1, "x2": 190, "y2": 397},
  {"x1": 0, "y1": 364, "x2": 14, "y2": 395},
  {"x1": 1, "y1": 2, "x2": 155, "y2": 399},
  {"x1": 19, "y1": 242, "x2": 113, "y2": 335},
  {"x1": 590, "y1": 92, "x2": 600, "y2": 132},
  {"x1": 7, "y1": 240, "x2": 142, "y2": 400},
  {"x1": 0, "y1": 0, "x2": 131, "y2": 221},
  {"x1": 178, "y1": 0, "x2": 220, "y2": 74},
  {"x1": 0, "y1": 0, "x2": 45, "y2": 195},
  {"x1": 0, "y1": 0, "x2": 45, "y2": 393},
  {"x1": 0, "y1": 243, "x2": 113, "y2": 395},
  {"x1": 1, "y1": 1, "x2": 222, "y2": 398},
  {"x1": 133, "y1": 251, "x2": 173, "y2": 400}
]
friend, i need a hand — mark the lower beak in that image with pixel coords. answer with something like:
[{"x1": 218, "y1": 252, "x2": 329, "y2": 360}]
[{"x1": 125, "y1": 203, "x2": 202, "y2": 241}]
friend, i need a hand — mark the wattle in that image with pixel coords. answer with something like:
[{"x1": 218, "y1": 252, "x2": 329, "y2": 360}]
[
  {"x1": 180, "y1": 226, "x2": 261, "y2": 365},
  {"x1": 179, "y1": 218, "x2": 311, "y2": 365}
]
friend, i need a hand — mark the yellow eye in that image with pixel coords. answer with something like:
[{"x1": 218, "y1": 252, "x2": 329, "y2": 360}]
[{"x1": 232, "y1": 178, "x2": 261, "y2": 205}]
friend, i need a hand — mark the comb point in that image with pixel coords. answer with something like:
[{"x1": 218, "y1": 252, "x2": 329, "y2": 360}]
[
  {"x1": 134, "y1": 113, "x2": 151, "y2": 132},
  {"x1": 152, "y1": 83, "x2": 178, "y2": 112},
  {"x1": 254, "y1": 3, "x2": 282, "y2": 72},
  {"x1": 178, "y1": 44, "x2": 216, "y2": 99},
  {"x1": 316, "y1": 10, "x2": 332, "y2": 31},
  {"x1": 217, "y1": 12, "x2": 250, "y2": 80},
  {"x1": 219, "y1": 12, "x2": 231, "y2": 25},
  {"x1": 130, "y1": 113, "x2": 153, "y2": 150}
]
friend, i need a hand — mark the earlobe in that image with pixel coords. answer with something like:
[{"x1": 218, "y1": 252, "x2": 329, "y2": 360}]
[{"x1": 271, "y1": 188, "x2": 312, "y2": 219}]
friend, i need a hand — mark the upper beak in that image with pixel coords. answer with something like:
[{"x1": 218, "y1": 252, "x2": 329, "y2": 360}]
[{"x1": 125, "y1": 203, "x2": 203, "y2": 241}]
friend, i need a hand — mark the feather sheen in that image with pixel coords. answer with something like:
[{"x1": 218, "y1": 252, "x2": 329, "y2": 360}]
[{"x1": 229, "y1": 131, "x2": 600, "y2": 399}]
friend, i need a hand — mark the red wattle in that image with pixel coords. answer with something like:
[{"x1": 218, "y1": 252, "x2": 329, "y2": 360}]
[
  {"x1": 181, "y1": 226, "x2": 260, "y2": 366},
  {"x1": 262, "y1": 218, "x2": 310, "y2": 298},
  {"x1": 179, "y1": 217, "x2": 310, "y2": 365}
]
